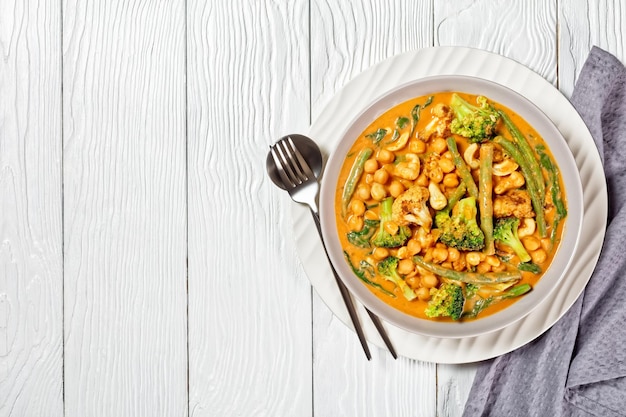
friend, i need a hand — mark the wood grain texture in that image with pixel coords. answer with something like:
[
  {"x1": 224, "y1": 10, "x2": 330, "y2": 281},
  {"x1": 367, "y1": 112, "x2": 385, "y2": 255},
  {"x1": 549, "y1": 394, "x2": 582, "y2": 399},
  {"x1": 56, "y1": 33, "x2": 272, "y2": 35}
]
[
  {"x1": 559, "y1": 0, "x2": 626, "y2": 96},
  {"x1": 435, "y1": 0, "x2": 558, "y2": 86},
  {"x1": 62, "y1": 1, "x2": 188, "y2": 416},
  {"x1": 437, "y1": 364, "x2": 477, "y2": 417},
  {"x1": 311, "y1": 0, "x2": 435, "y2": 122},
  {"x1": 186, "y1": 1, "x2": 313, "y2": 416},
  {"x1": 0, "y1": 0, "x2": 63, "y2": 415},
  {"x1": 310, "y1": 1, "x2": 439, "y2": 416},
  {"x1": 313, "y1": 292, "x2": 437, "y2": 417}
]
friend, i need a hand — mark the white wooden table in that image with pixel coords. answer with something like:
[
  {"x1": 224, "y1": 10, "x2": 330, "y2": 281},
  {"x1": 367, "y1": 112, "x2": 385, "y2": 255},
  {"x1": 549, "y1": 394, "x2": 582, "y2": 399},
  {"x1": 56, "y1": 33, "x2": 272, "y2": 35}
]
[{"x1": 0, "y1": 1, "x2": 623, "y2": 416}]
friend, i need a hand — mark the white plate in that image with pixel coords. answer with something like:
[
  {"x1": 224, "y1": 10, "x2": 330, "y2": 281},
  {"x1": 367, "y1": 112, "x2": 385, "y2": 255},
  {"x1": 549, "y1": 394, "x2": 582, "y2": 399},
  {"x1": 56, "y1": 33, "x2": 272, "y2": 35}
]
[{"x1": 293, "y1": 46, "x2": 607, "y2": 363}]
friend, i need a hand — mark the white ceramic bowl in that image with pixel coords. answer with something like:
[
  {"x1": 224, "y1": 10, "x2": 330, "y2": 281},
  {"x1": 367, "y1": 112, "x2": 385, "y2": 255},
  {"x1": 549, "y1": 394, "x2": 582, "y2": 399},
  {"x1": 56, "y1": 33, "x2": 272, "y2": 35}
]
[{"x1": 319, "y1": 75, "x2": 583, "y2": 339}]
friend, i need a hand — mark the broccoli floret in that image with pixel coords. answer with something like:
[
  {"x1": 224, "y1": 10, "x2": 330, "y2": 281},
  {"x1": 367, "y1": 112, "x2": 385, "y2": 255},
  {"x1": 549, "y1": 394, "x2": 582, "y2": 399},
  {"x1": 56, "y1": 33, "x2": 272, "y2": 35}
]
[
  {"x1": 377, "y1": 256, "x2": 416, "y2": 300},
  {"x1": 425, "y1": 282, "x2": 465, "y2": 320},
  {"x1": 372, "y1": 197, "x2": 411, "y2": 248},
  {"x1": 449, "y1": 94, "x2": 500, "y2": 143},
  {"x1": 347, "y1": 219, "x2": 380, "y2": 248},
  {"x1": 435, "y1": 197, "x2": 485, "y2": 251},
  {"x1": 493, "y1": 217, "x2": 531, "y2": 263}
]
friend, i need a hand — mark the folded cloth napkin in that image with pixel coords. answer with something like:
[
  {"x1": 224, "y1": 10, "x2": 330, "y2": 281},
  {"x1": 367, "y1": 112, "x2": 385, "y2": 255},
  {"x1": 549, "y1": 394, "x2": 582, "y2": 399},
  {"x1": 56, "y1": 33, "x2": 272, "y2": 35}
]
[{"x1": 463, "y1": 46, "x2": 626, "y2": 417}]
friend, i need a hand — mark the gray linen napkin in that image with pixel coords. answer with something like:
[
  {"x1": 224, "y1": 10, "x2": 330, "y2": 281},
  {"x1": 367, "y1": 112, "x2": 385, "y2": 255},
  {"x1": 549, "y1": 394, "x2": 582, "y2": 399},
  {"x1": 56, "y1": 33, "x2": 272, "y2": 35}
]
[{"x1": 463, "y1": 46, "x2": 626, "y2": 417}]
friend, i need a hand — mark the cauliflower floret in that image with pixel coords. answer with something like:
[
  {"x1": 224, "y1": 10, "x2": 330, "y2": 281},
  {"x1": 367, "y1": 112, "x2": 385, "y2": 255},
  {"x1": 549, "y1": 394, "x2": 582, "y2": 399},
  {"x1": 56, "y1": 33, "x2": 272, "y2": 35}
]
[
  {"x1": 493, "y1": 189, "x2": 535, "y2": 218},
  {"x1": 392, "y1": 186, "x2": 432, "y2": 230},
  {"x1": 418, "y1": 103, "x2": 452, "y2": 140}
]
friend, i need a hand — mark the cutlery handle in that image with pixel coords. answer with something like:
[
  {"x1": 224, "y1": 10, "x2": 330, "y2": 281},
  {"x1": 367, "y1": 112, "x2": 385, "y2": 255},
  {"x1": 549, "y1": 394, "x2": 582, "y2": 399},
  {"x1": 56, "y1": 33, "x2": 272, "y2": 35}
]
[{"x1": 309, "y1": 209, "x2": 372, "y2": 360}]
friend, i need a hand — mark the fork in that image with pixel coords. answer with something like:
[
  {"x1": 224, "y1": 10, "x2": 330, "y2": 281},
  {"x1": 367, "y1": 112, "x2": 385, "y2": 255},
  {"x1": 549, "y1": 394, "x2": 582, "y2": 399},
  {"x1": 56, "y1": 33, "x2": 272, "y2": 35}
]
[{"x1": 270, "y1": 136, "x2": 397, "y2": 360}]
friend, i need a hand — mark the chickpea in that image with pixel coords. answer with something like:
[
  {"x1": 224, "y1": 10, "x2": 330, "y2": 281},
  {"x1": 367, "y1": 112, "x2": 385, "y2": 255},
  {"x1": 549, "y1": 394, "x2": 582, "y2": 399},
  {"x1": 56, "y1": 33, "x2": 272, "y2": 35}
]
[
  {"x1": 416, "y1": 287, "x2": 431, "y2": 301},
  {"x1": 356, "y1": 184, "x2": 371, "y2": 200},
  {"x1": 432, "y1": 246, "x2": 449, "y2": 263},
  {"x1": 416, "y1": 173, "x2": 429, "y2": 187},
  {"x1": 441, "y1": 261, "x2": 453, "y2": 269},
  {"x1": 397, "y1": 246, "x2": 410, "y2": 260},
  {"x1": 442, "y1": 173, "x2": 460, "y2": 188},
  {"x1": 370, "y1": 183, "x2": 387, "y2": 201},
  {"x1": 350, "y1": 199, "x2": 366, "y2": 216},
  {"x1": 466, "y1": 252, "x2": 482, "y2": 266},
  {"x1": 398, "y1": 259, "x2": 415, "y2": 275},
  {"x1": 406, "y1": 275, "x2": 420, "y2": 289},
  {"x1": 409, "y1": 139, "x2": 427, "y2": 154},
  {"x1": 485, "y1": 255, "x2": 501, "y2": 267},
  {"x1": 438, "y1": 158, "x2": 455, "y2": 173},
  {"x1": 384, "y1": 221, "x2": 399, "y2": 235},
  {"x1": 365, "y1": 173, "x2": 374, "y2": 185},
  {"x1": 423, "y1": 247, "x2": 434, "y2": 262},
  {"x1": 407, "y1": 239, "x2": 422, "y2": 256},
  {"x1": 363, "y1": 158, "x2": 378, "y2": 174},
  {"x1": 540, "y1": 238, "x2": 552, "y2": 251},
  {"x1": 372, "y1": 247, "x2": 389, "y2": 260},
  {"x1": 531, "y1": 248, "x2": 548, "y2": 264},
  {"x1": 491, "y1": 262, "x2": 507, "y2": 272},
  {"x1": 377, "y1": 149, "x2": 395, "y2": 164},
  {"x1": 347, "y1": 215, "x2": 364, "y2": 232},
  {"x1": 431, "y1": 137, "x2": 448, "y2": 154},
  {"x1": 389, "y1": 180, "x2": 405, "y2": 198},
  {"x1": 447, "y1": 247, "x2": 460, "y2": 262},
  {"x1": 453, "y1": 256, "x2": 467, "y2": 271},
  {"x1": 421, "y1": 274, "x2": 439, "y2": 288},
  {"x1": 476, "y1": 262, "x2": 492, "y2": 274},
  {"x1": 364, "y1": 209, "x2": 378, "y2": 221},
  {"x1": 374, "y1": 168, "x2": 390, "y2": 184},
  {"x1": 522, "y1": 236, "x2": 541, "y2": 252},
  {"x1": 428, "y1": 168, "x2": 444, "y2": 184},
  {"x1": 400, "y1": 179, "x2": 414, "y2": 189}
]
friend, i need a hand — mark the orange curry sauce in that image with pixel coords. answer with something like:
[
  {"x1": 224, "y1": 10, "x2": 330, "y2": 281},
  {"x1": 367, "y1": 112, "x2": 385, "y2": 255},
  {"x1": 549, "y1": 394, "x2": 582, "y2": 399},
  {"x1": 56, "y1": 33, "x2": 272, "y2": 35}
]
[{"x1": 335, "y1": 92, "x2": 566, "y2": 321}]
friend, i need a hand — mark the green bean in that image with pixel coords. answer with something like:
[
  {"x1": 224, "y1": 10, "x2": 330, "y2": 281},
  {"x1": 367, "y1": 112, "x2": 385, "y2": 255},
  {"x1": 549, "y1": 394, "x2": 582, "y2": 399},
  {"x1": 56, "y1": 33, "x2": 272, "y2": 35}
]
[
  {"x1": 413, "y1": 256, "x2": 521, "y2": 284},
  {"x1": 498, "y1": 110, "x2": 546, "y2": 200},
  {"x1": 465, "y1": 283, "x2": 532, "y2": 318},
  {"x1": 341, "y1": 147, "x2": 373, "y2": 217},
  {"x1": 446, "y1": 183, "x2": 467, "y2": 211},
  {"x1": 537, "y1": 145, "x2": 567, "y2": 245},
  {"x1": 446, "y1": 137, "x2": 478, "y2": 199},
  {"x1": 479, "y1": 143, "x2": 495, "y2": 255},
  {"x1": 493, "y1": 136, "x2": 547, "y2": 237}
]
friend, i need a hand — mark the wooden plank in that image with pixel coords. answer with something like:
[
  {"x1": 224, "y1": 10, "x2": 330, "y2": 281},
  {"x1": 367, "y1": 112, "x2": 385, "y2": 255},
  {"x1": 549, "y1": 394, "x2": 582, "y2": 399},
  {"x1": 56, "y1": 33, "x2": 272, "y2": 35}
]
[
  {"x1": 310, "y1": 1, "x2": 437, "y2": 416},
  {"x1": 0, "y1": 0, "x2": 63, "y2": 415},
  {"x1": 62, "y1": 1, "x2": 188, "y2": 415},
  {"x1": 437, "y1": 364, "x2": 478, "y2": 417},
  {"x1": 185, "y1": 1, "x2": 313, "y2": 416},
  {"x1": 559, "y1": 0, "x2": 626, "y2": 96},
  {"x1": 435, "y1": 0, "x2": 558, "y2": 85}
]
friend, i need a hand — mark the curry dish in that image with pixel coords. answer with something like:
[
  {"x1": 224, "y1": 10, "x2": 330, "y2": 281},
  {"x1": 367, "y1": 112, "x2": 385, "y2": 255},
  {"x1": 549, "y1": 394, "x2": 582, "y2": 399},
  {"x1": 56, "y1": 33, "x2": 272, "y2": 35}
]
[{"x1": 335, "y1": 92, "x2": 567, "y2": 321}]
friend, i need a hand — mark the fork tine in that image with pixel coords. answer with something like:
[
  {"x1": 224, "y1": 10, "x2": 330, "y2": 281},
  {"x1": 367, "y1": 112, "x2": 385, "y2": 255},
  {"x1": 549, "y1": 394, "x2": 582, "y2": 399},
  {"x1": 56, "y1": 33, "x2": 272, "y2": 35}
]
[
  {"x1": 273, "y1": 142, "x2": 302, "y2": 186},
  {"x1": 270, "y1": 145, "x2": 297, "y2": 188},
  {"x1": 277, "y1": 139, "x2": 307, "y2": 183},
  {"x1": 286, "y1": 137, "x2": 315, "y2": 180}
]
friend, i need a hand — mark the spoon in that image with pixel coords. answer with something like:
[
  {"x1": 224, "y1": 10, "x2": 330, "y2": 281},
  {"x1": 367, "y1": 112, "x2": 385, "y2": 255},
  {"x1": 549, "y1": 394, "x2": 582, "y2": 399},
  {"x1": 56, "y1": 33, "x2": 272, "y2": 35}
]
[{"x1": 266, "y1": 134, "x2": 397, "y2": 360}]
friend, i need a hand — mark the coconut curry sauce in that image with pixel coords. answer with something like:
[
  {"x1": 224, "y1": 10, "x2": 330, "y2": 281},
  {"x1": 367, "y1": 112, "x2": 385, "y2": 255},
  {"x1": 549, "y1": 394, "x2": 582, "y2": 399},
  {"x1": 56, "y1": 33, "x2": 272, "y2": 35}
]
[{"x1": 335, "y1": 92, "x2": 566, "y2": 321}]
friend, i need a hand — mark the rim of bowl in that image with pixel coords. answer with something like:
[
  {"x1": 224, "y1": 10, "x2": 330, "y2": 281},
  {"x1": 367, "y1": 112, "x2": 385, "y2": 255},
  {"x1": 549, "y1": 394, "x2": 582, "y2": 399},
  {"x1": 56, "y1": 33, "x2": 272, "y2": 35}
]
[{"x1": 319, "y1": 75, "x2": 584, "y2": 339}]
